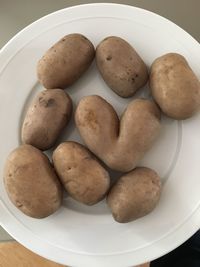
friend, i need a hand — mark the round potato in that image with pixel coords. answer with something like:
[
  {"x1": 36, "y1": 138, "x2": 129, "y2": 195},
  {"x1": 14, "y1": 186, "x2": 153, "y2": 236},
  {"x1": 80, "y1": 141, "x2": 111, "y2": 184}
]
[
  {"x1": 21, "y1": 89, "x2": 72, "y2": 150},
  {"x1": 4, "y1": 145, "x2": 62, "y2": 218},
  {"x1": 52, "y1": 141, "x2": 110, "y2": 205},
  {"x1": 107, "y1": 167, "x2": 161, "y2": 223},
  {"x1": 96, "y1": 36, "x2": 148, "y2": 97},
  {"x1": 75, "y1": 95, "x2": 161, "y2": 172},
  {"x1": 37, "y1": 33, "x2": 95, "y2": 89},
  {"x1": 150, "y1": 53, "x2": 200, "y2": 119}
]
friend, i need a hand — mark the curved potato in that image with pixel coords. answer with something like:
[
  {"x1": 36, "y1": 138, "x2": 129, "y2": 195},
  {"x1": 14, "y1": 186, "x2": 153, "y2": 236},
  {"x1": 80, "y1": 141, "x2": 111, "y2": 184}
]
[
  {"x1": 150, "y1": 53, "x2": 200, "y2": 119},
  {"x1": 96, "y1": 36, "x2": 148, "y2": 97},
  {"x1": 4, "y1": 145, "x2": 62, "y2": 218},
  {"x1": 75, "y1": 95, "x2": 161, "y2": 172},
  {"x1": 37, "y1": 33, "x2": 95, "y2": 89},
  {"x1": 21, "y1": 89, "x2": 72, "y2": 150},
  {"x1": 107, "y1": 167, "x2": 161, "y2": 223},
  {"x1": 52, "y1": 141, "x2": 110, "y2": 205}
]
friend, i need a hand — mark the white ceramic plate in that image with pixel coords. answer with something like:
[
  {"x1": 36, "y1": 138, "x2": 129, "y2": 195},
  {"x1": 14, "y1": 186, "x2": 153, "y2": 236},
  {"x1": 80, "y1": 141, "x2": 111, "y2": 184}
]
[{"x1": 0, "y1": 3, "x2": 200, "y2": 267}]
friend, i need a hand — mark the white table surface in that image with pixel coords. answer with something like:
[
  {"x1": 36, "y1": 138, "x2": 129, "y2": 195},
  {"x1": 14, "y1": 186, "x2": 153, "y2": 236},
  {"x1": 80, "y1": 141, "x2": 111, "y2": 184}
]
[{"x1": 0, "y1": 0, "x2": 199, "y2": 242}]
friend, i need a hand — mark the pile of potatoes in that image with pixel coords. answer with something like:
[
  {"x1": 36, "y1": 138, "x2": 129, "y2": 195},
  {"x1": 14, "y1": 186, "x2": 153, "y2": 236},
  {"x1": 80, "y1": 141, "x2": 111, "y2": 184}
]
[{"x1": 4, "y1": 34, "x2": 200, "y2": 223}]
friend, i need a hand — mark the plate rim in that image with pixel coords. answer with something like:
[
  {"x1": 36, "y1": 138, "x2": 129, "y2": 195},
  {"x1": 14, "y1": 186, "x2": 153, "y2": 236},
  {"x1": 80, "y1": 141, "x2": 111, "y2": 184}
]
[{"x1": 0, "y1": 3, "x2": 200, "y2": 267}]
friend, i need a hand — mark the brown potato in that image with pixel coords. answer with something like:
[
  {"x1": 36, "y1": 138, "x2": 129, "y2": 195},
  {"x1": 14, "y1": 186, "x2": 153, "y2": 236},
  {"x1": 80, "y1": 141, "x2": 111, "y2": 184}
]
[
  {"x1": 150, "y1": 53, "x2": 200, "y2": 119},
  {"x1": 21, "y1": 89, "x2": 72, "y2": 150},
  {"x1": 75, "y1": 95, "x2": 161, "y2": 172},
  {"x1": 96, "y1": 36, "x2": 148, "y2": 97},
  {"x1": 37, "y1": 34, "x2": 95, "y2": 89},
  {"x1": 107, "y1": 167, "x2": 161, "y2": 223},
  {"x1": 52, "y1": 141, "x2": 110, "y2": 205},
  {"x1": 3, "y1": 145, "x2": 62, "y2": 218}
]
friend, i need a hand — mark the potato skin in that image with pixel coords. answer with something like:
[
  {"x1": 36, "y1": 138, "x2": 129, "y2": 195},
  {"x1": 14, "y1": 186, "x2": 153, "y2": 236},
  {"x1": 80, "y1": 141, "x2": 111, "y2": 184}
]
[
  {"x1": 52, "y1": 142, "x2": 110, "y2": 205},
  {"x1": 96, "y1": 36, "x2": 148, "y2": 97},
  {"x1": 37, "y1": 34, "x2": 95, "y2": 89},
  {"x1": 107, "y1": 167, "x2": 161, "y2": 223},
  {"x1": 75, "y1": 95, "x2": 161, "y2": 172},
  {"x1": 21, "y1": 89, "x2": 72, "y2": 150},
  {"x1": 3, "y1": 145, "x2": 62, "y2": 218},
  {"x1": 150, "y1": 53, "x2": 200, "y2": 119}
]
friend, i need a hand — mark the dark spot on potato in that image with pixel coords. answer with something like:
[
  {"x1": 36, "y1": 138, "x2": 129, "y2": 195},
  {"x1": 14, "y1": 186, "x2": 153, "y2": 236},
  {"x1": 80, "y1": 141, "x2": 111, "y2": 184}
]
[
  {"x1": 8, "y1": 173, "x2": 12, "y2": 177},
  {"x1": 39, "y1": 97, "x2": 55, "y2": 107},
  {"x1": 106, "y1": 55, "x2": 112, "y2": 61},
  {"x1": 132, "y1": 78, "x2": 135, "y2": 82},
  {"x1": 135, "y1": 73, "x2": 139, "y2": 77},
  {"x1": 46, "y1": 98, "x2": 55, "y2": 107},
  {"x1": 84, "y1": 110, "x2": 98, "y2": 130},
  {"x1": 54, "y1": 50, "x2": 56, "y2": 53},
  {"x1": 67, "y1": 167, "x2": 72, "y2": 170},
  {"x1": 62, "y1": 38, "x2": 66, "y2": 41}
]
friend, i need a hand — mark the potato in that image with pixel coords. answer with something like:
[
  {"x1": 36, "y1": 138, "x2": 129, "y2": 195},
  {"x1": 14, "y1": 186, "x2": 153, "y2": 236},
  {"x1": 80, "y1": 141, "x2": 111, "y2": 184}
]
[
  {"x1": 107, "y1": 167, "x2": 161, "y2": 223},
  {"x1": 21, "y1": 89, "x2": 72, "y2": 150},
  {"x1": 37, "y1": 34, "x2": 95, "y2": 89},
  {"x1": 3, "y1": 145, "x2": 62, "y2": 218},
  {"x1": 96, "y1": 36, "x2": 148, "y2": 97},
  {"x1": 52, "y1": 141, "x2": 110, "y2": 205},
  {"x1": 150, "y1": 53, "x2": 200, "y2": 119},
  {"x1": 75, "y1": 95, "x2": 161, "y2": 172}
]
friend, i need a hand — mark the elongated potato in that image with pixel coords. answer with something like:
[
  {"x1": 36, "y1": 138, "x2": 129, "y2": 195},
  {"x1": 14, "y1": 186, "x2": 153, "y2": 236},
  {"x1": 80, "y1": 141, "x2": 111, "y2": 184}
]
[
  {"x1": 150, "y1": 53, "x2": 200, "y2": 119},
  {"x1": 107, "y1": 167, "x2": 161, "y2": 223},
  {"x1": 21, "y1": 89, "x2": 72, "y2": 150},
  {"x1": 37, "y1": 34, "x2": 95, "y2": 89},
  {"x1": 75, "y1": 95, "x2": 161, "y2": 172},
  {"x1": 96, "y1": 36, "x2": 148, "y2": 97},
  {"x1": 4, "y1": 145, "x2": 62, "y2": 218},
  {"x1": 53, "y1": 141, "x2": 110, "y2": 205}
]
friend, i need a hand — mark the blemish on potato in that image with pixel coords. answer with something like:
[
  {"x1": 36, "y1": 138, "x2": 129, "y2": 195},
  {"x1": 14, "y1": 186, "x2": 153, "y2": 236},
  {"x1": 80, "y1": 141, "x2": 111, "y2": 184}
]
[
  {"x1": 106, "y1": 55, "x2": 112, "y2": 61},
  {"x1": 16, "y1": 201, "x2": 23, "y2": 207},
  {"x1": 84, "y1": 110, "x2": 98, "y2": 130},
  {"x1": 46, "y1": 98, "x2": 55, "y2": 107}
]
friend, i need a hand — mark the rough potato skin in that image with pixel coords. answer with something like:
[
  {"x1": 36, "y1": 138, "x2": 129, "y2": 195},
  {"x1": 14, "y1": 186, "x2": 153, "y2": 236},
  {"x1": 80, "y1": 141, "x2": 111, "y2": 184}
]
[
  {"x1": 21, "y1": 89, "x2": 72, "y2": 150},
  {"x1": 96, "y1": 36, "x2": 148, "y2": 97},
  {"x1": 37, "y1": 33, "x2": 95, "y2": 89},
  {"x1": 52, "y1": 142, "x2": 110, "y2": 205},
  {"x1": 150, "y1": 53, "x2": 200, "y2": 119},
  {"x1": 3, "y1": 145, "x2": 62, "y2": 218},
  {"x1": 75, "y1": 95, "x2": 161, "y2": 172},
  {"x1": 107, "y1": 167, "x2": 161, "y2": 223}
]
